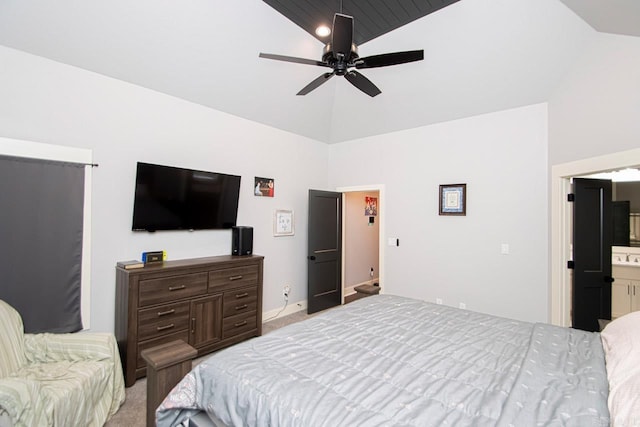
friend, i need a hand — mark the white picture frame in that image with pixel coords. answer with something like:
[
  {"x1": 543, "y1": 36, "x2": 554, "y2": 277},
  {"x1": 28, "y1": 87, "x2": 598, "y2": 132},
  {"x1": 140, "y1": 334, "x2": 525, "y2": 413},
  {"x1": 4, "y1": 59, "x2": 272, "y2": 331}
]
[{"x1": 274, "y1": 209, "x2": 294, "y2": 236}]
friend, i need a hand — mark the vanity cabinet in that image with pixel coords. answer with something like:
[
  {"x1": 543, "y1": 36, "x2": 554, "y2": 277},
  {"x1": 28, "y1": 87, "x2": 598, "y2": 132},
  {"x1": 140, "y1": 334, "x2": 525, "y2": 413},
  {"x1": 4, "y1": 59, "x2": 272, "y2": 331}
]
[
  {"x1": 611, "y1": 265, "x2": 640, "y2": 319},
  {"x1": 115, "y1": 255, "x2": 263, "y2": 386}
]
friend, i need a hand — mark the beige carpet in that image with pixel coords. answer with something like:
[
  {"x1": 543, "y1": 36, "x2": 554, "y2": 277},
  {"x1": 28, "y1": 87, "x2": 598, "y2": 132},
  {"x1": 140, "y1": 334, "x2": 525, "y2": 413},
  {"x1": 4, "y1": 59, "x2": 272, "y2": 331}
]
[{"x1": 105, "y1": 309, "x2": 313, "y2": 427}]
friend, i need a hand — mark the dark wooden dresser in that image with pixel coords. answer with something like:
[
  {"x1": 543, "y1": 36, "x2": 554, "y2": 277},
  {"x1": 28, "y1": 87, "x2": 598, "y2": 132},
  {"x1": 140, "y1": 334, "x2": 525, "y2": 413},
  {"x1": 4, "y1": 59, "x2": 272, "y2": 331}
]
[{"x1": 115, "y1": 255, "x2": 263, "y2": 386}]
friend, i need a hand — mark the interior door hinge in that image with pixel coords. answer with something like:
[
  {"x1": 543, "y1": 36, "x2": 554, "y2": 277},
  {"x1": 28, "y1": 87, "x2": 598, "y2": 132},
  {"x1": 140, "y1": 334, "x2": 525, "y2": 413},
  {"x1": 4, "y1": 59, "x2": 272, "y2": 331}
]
[
  {"x1": 567, "y1": 193, "x2": 575, "y2": 202},
  {"x1": 567, "y1": 260, "x2": 575, "y2": 269}
]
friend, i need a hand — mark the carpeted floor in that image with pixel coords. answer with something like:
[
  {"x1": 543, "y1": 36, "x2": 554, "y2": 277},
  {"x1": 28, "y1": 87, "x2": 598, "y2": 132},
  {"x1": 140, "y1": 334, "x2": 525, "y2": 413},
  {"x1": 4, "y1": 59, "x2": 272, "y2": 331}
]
[{"x1": 105, "y1": 309, "x2": 313, "y2": 427}]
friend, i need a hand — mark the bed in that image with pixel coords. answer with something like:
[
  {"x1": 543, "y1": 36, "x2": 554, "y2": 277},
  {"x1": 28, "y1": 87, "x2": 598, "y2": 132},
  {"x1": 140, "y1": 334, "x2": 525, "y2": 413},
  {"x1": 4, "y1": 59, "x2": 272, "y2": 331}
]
[{"x1": 156, "y1": 294, "x2": 639, "y2": 426}]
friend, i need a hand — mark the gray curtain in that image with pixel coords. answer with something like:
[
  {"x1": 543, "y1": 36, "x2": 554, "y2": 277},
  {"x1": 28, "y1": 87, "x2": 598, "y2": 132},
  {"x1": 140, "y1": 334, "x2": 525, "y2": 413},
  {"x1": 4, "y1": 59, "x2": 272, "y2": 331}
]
[{"x1": 0, "y1": 155, "x2": 85, "y2": 333}]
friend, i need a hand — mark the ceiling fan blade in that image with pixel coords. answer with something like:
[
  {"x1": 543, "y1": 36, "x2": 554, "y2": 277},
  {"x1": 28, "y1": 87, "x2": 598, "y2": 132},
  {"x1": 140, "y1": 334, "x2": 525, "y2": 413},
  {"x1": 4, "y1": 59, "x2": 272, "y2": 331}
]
[
  {"x1": 344, "y1": 70, "x2": 381, "y2": 97},
  {"x1": 297, "y1": 72, "x2": 336, "y2": 96},
  {"x1": 355, "y1": 50, "x2": 424, "y2": 69},
  {"x1": 332, "y1": 13, "x2": 354, "y2": 61},
  {"x1": 259, "y1": 53, "x2": 328, "y2": 67}
]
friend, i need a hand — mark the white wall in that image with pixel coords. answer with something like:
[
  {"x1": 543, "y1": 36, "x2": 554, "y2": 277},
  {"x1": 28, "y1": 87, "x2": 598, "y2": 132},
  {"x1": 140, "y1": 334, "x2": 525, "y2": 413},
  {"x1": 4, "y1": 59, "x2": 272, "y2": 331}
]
[
  {"x1": 344, "y1": 191, "x2": 380, "y2": 287},
  {"x1": 329, "y1": 104, "x2": 549, "y2": 323},
  {"x1": 546, "y1": 33, "x2": 640, "y2": 327},
  {"x1": 549, "y1": 33, "x2": 640, "y2": 165},
  {"x1": 4, "y1": 25, "x2": 636, "y2": 330},
  {"x1": 0, "y1": 46, "x2": 328, "y2": 332}
]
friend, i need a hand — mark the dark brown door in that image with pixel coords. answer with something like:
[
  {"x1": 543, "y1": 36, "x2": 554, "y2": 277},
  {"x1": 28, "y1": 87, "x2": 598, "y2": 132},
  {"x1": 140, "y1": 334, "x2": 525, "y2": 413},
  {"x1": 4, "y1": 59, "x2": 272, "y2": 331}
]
[
  {"x1": 190, "y1": 294, "x2": 223, "y2": 348},
  {"x1": 307, "y1": 190, "x2": 342, "y2": 314},
  {"x1": 572, "y1": 178, "x2": 613, "y2": 332}
]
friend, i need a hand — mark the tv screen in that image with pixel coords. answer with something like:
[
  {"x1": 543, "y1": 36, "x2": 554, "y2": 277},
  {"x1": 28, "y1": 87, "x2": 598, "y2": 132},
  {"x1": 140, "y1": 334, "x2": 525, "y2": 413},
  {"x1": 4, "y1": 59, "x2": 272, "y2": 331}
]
[{"x1": 132, "y1": 162, "x2": 241, "y2": 231}]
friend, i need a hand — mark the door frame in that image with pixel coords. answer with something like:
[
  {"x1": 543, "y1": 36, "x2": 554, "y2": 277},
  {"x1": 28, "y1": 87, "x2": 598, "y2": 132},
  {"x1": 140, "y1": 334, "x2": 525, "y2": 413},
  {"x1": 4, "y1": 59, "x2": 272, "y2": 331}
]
[
  {"x1": 551, "y1": 148, "x2": 640, "y2": 326},
  {"x1": 336, "y1": 184, "x2": 386, "y2": 304}
]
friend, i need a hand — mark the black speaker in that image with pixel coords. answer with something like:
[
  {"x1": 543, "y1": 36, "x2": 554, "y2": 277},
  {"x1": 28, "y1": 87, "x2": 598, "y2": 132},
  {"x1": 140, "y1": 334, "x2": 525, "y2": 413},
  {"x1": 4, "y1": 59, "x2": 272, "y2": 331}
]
[{"x1": 232, "y1": 226, "x2": 253, "y2": 256}]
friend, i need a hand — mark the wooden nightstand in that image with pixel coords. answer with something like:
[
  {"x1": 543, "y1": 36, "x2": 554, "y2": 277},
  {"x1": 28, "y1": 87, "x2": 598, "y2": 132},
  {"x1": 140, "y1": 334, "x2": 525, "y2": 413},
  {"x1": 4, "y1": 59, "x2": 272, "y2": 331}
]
[{"x1": 141, "y1": 340, "x2": 197, "y2": 427}]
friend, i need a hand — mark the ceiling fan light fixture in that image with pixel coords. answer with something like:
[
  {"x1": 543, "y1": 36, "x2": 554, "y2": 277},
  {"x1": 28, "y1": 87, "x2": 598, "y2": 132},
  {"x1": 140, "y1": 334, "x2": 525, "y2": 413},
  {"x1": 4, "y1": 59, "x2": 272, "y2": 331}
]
[{"x1": 315, "y1": 25, "x2": 331, "y2": 37}]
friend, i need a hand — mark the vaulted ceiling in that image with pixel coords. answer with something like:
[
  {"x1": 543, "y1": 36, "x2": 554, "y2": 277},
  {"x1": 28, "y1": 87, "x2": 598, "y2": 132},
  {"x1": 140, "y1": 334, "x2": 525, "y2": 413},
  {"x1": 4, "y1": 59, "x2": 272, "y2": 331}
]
[
  {"x1": 0, "y1": 0, "x2": 638, "y2": 144},
  {"x1": 262, "y1": 0, "x2": 460, "y2": 45}
]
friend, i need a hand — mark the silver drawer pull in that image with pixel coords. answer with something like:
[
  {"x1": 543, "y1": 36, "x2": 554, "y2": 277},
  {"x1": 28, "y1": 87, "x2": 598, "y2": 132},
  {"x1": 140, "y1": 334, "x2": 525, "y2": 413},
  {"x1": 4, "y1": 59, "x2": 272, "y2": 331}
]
[
  {"x1": 168, "y1": 285, "x2": 186, "y2": 291},
  {"x1": 234, "y1": 320, "x2": 248, "y2": 327},
  {"x1": 229, "y1": 275, "x2": 243, "y2": 281},
  {"x1": 235, "y1": 304, "x2": 248, "y2": 311},
  {"x1": 235, "y1": 292, "x2": 249, "y2": 299},
  {"x1": 157, "y1": 309, "x2": 175, "y2": 317},
  {"x1": 156, "y1": 323, "x2": 175, "y2": 331}
]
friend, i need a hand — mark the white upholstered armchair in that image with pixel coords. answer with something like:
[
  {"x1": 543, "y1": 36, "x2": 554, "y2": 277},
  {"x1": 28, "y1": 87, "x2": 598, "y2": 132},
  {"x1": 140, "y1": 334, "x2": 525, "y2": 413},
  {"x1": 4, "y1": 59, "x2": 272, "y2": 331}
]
[{"x1": 0, "y1": 300, "x2": 125, "y2": 426}]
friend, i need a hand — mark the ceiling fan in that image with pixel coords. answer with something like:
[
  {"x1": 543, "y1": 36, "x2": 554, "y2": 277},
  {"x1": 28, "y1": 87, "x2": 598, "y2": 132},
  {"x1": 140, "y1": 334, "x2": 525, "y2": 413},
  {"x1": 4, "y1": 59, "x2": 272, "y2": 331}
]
[{"x1": 259, "y1": 13, "x2": 424, "y2": 97}]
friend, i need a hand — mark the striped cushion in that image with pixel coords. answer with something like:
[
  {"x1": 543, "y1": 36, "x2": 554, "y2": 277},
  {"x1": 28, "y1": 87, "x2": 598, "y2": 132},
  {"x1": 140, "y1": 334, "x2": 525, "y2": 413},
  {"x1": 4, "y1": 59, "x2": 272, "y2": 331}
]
[
  {"x1": 0, "y1": 300, "x2": 27, "y2": 379},
  {"x1": 0, "y1": 324, "x2": 125, "y2": 426}
]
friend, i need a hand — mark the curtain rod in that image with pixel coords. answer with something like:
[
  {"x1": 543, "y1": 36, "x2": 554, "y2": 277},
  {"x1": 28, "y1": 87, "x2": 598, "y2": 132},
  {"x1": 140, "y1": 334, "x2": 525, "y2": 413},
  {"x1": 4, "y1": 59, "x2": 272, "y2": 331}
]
[{"x1": 0, "y1": 154, "x2": 98, "y2": 168}]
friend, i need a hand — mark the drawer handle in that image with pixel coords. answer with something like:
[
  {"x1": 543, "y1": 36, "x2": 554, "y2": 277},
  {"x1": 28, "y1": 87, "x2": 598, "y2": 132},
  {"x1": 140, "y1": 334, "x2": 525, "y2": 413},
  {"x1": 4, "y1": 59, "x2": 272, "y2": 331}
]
[
  {"x1": 229, "y1": 275, "x2": 243, "y2": 281},
  {"x1": 235, "y1": 304, "x2": 248, "y2": 311},
  {"x1": 168, "y1": 285, "x2": 186, "y2": 291},
  {"x1": 157, "y1": 309, "x2": 175, "y2": 317},
  {"x1": 156, "y1": 323, "x2": 175, "y2": 332},
  {"x1": 234, "y1": 320, "x2": 248, "y2": 327},
  {"x1": 235, "y1": 292, "x2": 249, "y2": 299}
]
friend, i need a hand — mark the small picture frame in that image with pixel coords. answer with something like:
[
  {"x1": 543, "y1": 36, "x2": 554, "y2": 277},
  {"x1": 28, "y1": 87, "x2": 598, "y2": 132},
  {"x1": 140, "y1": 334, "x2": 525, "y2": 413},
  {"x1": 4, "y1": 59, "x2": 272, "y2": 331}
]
[
  {"x1": 365, "y1": 196, "x2": 378, "y2": 216},
  {"x1": 274, "y1": 209, "x2": 294, "y2": 236},
  {"x1": 439, "y1": 184, "x2": 466, "y2": 216},
  {"x1": 254, "y1": 177, "x2": 275, "y2": 197}
]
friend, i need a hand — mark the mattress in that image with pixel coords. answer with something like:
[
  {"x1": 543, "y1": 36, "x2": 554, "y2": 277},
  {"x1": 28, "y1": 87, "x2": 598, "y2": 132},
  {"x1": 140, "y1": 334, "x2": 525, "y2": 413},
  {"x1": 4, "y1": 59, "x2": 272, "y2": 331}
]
[{"x1": 156, "y1": 294, "x2": 609, "y2": 426}]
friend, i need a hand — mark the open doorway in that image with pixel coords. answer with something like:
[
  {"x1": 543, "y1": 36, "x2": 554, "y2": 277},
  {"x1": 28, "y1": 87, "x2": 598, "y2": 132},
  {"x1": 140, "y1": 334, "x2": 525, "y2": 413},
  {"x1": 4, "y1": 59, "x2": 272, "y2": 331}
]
[
  {"x1": 337, "y1": 185, "x2": 385, "y2": 304},
  {"x1": 551, "y1": 148, "x2": 640, "y2": 327}
]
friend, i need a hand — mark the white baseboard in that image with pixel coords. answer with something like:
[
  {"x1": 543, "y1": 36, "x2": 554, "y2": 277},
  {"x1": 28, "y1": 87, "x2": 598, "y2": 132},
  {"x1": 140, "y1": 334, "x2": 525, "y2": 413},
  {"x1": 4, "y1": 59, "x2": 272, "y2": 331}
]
[
  {"x1": 262, "y1": 278, "x2": 382, "y2": 323},
  {"x1": 263, "y1": 299, "x2": 307, "y2": 323},
  {"x1": 344, "y1": 284, "x2": 358, "y2": 296}
]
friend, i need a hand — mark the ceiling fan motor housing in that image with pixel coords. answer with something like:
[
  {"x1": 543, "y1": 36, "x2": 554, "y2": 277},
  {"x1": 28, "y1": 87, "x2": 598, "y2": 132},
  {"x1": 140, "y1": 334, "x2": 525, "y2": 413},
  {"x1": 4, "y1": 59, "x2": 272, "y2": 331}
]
[{"x1": 323, "y1": 43, "x2": 358, "y2": 75}]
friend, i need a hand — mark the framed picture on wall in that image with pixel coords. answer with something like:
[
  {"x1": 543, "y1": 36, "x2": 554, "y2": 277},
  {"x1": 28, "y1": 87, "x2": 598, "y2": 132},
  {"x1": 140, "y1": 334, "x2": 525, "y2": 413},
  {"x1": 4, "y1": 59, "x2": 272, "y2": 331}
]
[
  {"x1": 439, "y1": 184, "x2": 466, "y2": 216},
  {"x1": 274, "y1": 209, "x2": 294, "y2": 236},
  {"x1": 254, "y1": 177, "x2": 275, "y2": 197},
  {"x1": 365, "y1": 196, "x2": 378, "y2": 216}
]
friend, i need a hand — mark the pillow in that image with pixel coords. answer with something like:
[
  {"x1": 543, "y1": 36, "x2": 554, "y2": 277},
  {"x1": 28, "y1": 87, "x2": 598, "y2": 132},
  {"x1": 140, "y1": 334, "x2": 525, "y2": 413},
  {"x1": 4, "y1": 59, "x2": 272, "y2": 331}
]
[{"x1": 600, "y1": 311, "x2": 640, "y2": 426}]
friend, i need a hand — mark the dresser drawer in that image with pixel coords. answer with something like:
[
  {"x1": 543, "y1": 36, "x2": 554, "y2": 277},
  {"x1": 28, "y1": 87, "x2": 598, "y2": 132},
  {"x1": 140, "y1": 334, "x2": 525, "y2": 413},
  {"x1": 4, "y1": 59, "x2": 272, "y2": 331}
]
[
  {"x1": 209, "y1": 265, "x2": 258, "y2": 291},
  {"x1": 223, "y1": 286, "x2": 258, "y2": 317},
  {"x1": 139, "y1": 272, "x2": 208, "y2": 307},
  {"x1": 136, "y1": 330, "x2": 190, "y2": 369},
  {"x1": 222, "y1": 311, "x2": 257, "y2": 339},
  {"x1": 138, "y1": 302, "x2": 190, "y2": 341}
]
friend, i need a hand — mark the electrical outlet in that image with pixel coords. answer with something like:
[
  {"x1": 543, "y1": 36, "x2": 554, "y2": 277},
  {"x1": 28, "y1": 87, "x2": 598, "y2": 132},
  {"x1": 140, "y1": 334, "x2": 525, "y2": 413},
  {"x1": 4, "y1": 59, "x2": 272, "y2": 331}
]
[
  {"x1": 436, "y1": 298, "x2": 443, "y2": 305},
  {"x1": 283, "y1": 285, "x2": 290, "y2": 301},
  {"x1": 459, "y1": 302, "x2": 466, "y2": 309}
]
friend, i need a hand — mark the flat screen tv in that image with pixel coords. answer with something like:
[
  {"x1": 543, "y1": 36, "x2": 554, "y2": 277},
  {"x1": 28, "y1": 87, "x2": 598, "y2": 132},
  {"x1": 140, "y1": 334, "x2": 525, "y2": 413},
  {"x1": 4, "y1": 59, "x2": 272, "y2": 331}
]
[{"x1": 132, "y1": 162, "x2": 241, "y2": 231}]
